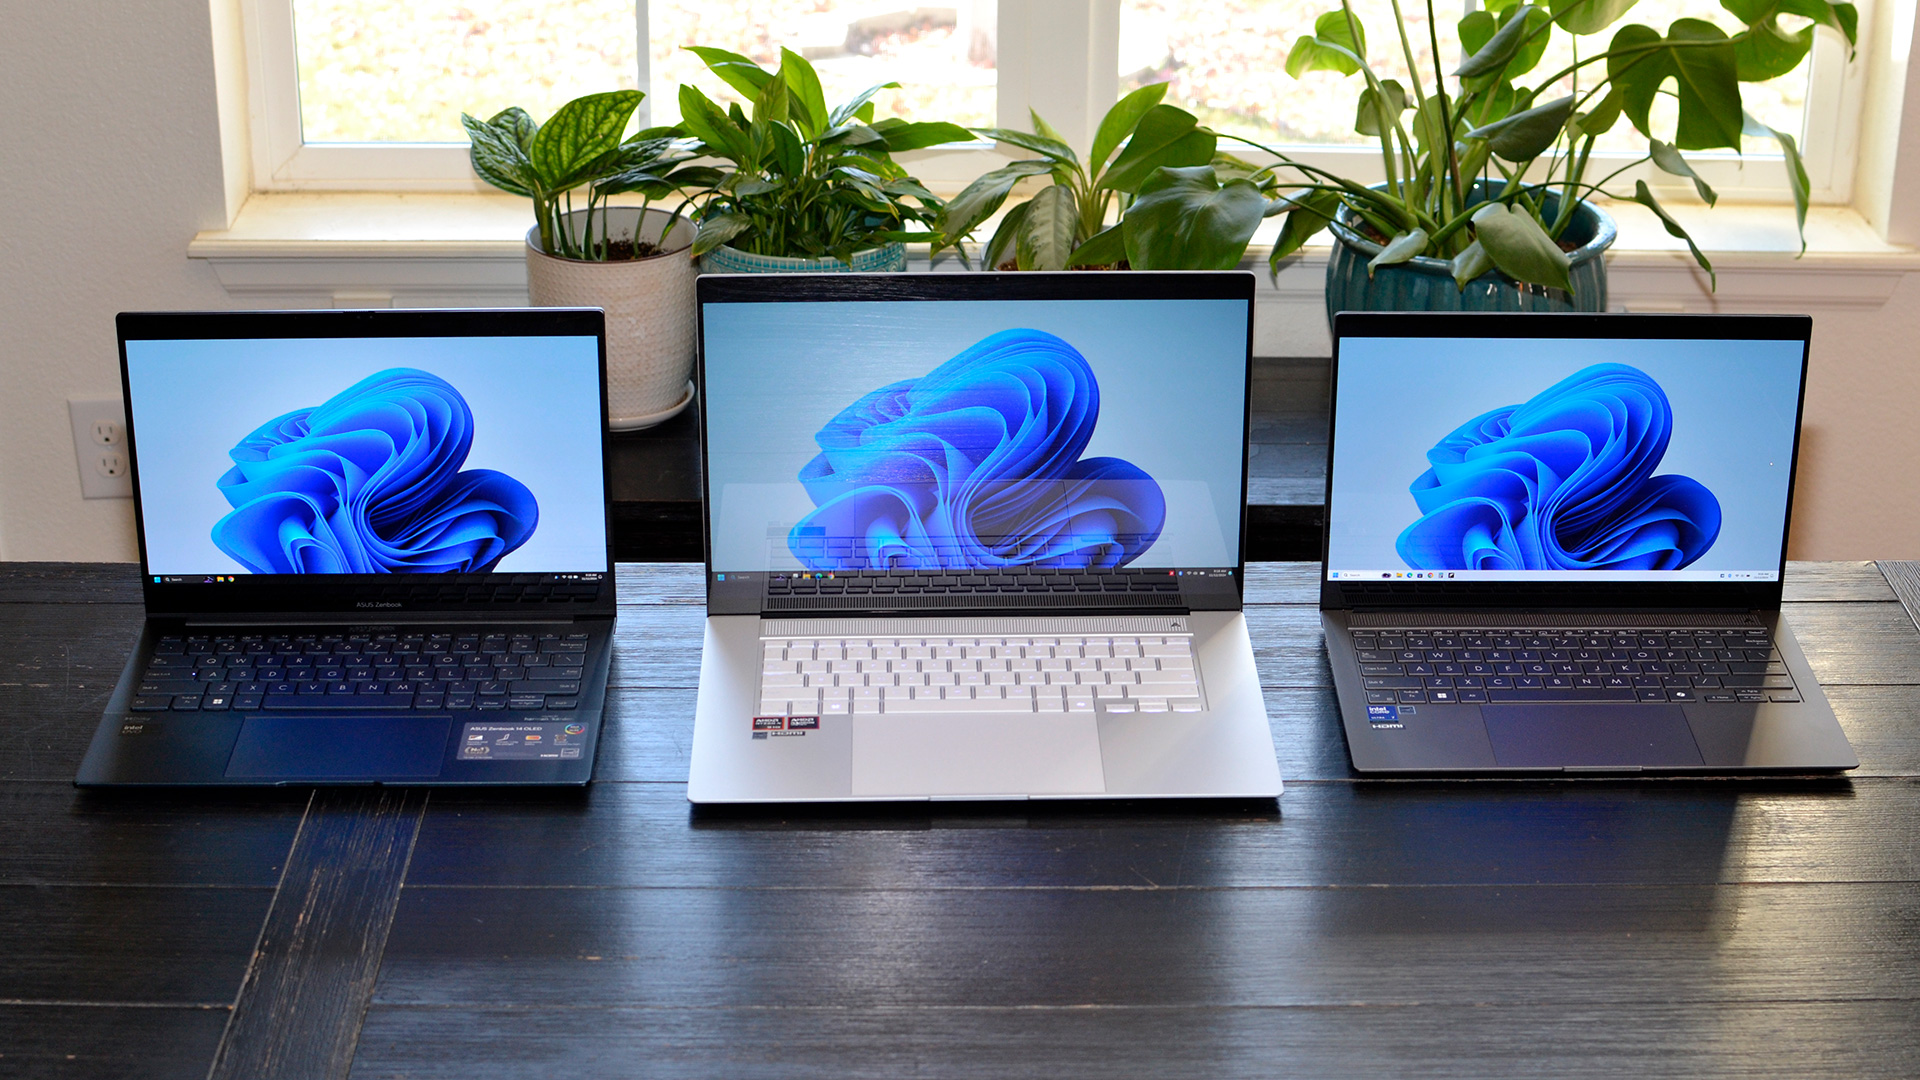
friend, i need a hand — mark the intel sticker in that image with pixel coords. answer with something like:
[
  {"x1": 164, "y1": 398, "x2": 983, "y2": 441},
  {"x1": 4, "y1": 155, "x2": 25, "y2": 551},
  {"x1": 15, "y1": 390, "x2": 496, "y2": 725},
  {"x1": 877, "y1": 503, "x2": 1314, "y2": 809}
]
[{"x1": 1366, "y1": 705, "x2": 1400, "y2": 725}]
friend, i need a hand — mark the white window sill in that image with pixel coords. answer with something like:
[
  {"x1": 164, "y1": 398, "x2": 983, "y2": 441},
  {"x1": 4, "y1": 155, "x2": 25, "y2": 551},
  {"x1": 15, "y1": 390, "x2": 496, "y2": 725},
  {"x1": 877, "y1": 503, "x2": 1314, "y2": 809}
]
[{"x1": 190, "y1": 191, "x2": 1920, "y2": 354}]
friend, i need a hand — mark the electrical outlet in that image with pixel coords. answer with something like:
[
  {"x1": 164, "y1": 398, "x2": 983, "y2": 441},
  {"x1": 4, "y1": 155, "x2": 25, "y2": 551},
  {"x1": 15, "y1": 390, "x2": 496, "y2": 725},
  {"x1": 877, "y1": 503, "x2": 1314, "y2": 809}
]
[{"x1": 69, "y1": 398, "x2": 133, "y2": 499}]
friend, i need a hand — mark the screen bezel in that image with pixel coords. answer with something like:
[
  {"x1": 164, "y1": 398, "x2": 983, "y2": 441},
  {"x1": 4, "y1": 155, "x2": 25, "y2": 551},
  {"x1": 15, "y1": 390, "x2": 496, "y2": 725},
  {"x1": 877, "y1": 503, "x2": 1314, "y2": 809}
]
[
  {"x1": 119, "y1": 308, "x2": 616, "y2": 618},
  {"x1": 693, "y1": 271, "x2": 1256, "y2": 616},
  {"x1": 1321, "y1": 310, "x2": 1812, "y2": 611}
]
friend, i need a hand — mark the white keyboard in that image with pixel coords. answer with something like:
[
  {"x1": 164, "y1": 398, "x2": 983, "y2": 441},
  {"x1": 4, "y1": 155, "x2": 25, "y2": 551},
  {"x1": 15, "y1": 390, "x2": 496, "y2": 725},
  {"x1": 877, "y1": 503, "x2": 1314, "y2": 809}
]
[{"x1": 758, "y1": 633, "x2": 1202, "y2": 717}]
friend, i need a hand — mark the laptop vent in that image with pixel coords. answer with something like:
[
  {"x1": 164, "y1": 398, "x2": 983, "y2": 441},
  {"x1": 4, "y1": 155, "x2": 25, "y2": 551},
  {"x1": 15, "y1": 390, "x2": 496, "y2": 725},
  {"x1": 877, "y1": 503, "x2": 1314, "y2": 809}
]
[{"x1": 765, "y1": 592, "x2": 1183, "y2": 612}]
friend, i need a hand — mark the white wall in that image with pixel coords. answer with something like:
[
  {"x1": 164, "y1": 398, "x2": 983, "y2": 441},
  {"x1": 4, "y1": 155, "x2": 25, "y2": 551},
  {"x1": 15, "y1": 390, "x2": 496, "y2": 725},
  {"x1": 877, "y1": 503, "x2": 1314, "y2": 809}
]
[
  {"x1": 7, "y1": 2, "x2": 1920, "y2": 563},
  {"x1": 0, "y1": 0, "x2": 233, "y2": 561}
]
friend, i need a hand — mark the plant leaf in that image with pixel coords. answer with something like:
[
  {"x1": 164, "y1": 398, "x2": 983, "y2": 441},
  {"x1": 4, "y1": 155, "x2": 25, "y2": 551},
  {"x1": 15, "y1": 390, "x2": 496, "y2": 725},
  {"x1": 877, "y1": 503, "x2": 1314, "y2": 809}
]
[
  {"x1": 690, "y1": 211, "x2": 753, "y2": 256},
  {"x1": 1368, "y1": 228, "x2": 1431, "y2": 276},
  {"x1": 1632, "y1": 179, "x2": 1716, "y2": 285},
  {"x1": 941, "y1": 161, "x2": 1056, "y2": 242},
  {"x1": 1286, "y1": 10, "x2": 1367, "y2": 77},
  {"x1": 1667, "y1": 19, "x2": 1744, "y2": 150},
  {"x1": 984, "y1": 198, "x2": 1033, "y2": 270},
  {"x1": 528, "y1": 90, "x2": 641, "y2": 191},
  {"x1": 871, "y1": 118, "x2": 975, "y2": 152},
  {"x1": 677, "y1": 85, "x2": 752, "y2": 164},
  {"x1": 1550, "y1": 0, "x2": 1640, "y2": 36},
  {"x1": 828, "y1": 82, "x2": 900, "y2": 127},
  {"x1": 1121, "y1": 166, "x2": 1269, "y2": 270},
  {"x1": 1030, "y1": 110, "x2": 1075, "y2": 154},
  {"x1": 1017, "y1": 184, "x2": 1079, "y2": 271},
  {"x1": 974, "y1": 125, "x2": 1077, "y2": 163},
  {"x1": 778, "y1": 48, "x2": 827, "y2": 137},
  {"x1": 1067, "y1": 221, "x2": 1128, "y2": 267},
  {"x1": 1269, "y1": 188, "x2": 1343, "y2": 265},
  {"x1": 463, "y1": 112, "x2": 536, "y2": 197},
  {"x1": 1457, "y1": 5, "x2": 1540, "y2": 77},
  {"x1": 1733, "y1": 15, "x2": 1813, "y2": 80},
  {"x1": 1090, "y1": 83, "x2": 1169, "y2": 177},
  {"x1": 1568, "y1": 89, "x2": 1623, "y2": 139},
  {"x1": 1459, "y1": 10, "x2": 1498, "y2": 57},
  {"x1": 1745, "y1": 112, "x2": 1810, "y2": 251},
  {"x1": 1608, "y1": 23, "x2": 1672, "y2": 137},
  {"x1": 1101, "y1": 104, "x2": 1217, "y2": 192},
  {"x1": 1466, "y1": 95, "x2": 1574, "y2": 161},
  {"x1": 685, "y1": 46, "x2": 774, "y2": 99},
  {"x1": 1451, "y1": 239, "x2": 1494, "y2": 287},
  {"x1": 751, "y1": 71, "x2": 789, "y2": 127},
  {"x1": 1649, "y1": 138, "x2": 1718, "y2": 205},
  {"x1": 1355, "y1": 79, "x2": 1409, "y2": 138},
  {"x1": 1471, "y1": 201, "x2": 1573, "y2": 292}
]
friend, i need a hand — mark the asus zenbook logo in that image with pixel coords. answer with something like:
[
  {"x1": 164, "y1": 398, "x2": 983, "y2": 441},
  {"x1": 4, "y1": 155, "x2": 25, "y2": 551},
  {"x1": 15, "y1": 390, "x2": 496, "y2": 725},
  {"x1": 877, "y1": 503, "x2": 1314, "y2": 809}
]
[{"x1": 356, "y1": 601, "x2": 403, "y2": 609}]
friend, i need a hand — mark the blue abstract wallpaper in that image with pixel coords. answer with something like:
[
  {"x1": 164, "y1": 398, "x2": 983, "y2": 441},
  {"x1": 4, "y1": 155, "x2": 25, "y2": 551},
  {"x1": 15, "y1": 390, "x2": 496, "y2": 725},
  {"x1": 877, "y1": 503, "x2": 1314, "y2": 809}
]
[
  {"x1": 210, "y1": 368, "x2": 539, "y2": 573},
  {"x1": 788, "y1": 329, "x2": 1165, "y2": 571},
  {"x1": 1396, "y1": 363, "x2": 1722, "y2": 571}
]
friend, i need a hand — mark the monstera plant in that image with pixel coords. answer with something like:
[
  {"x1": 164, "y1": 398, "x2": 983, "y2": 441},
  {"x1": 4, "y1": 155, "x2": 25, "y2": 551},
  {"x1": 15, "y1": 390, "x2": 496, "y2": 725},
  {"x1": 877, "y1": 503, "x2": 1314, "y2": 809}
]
[
  {"x1": 941, "y1": 82, "x2": 1277, "y2": 271},
  {"x1": 674, "y1": 47, "x2": 972, "y2": 268},
  {"x1": 1255, "y1": 0, "x2": 1858, "y2": 291}
]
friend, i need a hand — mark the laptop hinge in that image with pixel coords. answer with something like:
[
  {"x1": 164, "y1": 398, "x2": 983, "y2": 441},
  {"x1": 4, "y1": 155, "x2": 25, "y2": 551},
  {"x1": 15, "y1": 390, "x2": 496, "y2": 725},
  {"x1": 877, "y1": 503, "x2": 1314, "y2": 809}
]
[{"x1": 181, "y1": 612, "x2": 594, "y2": 627}]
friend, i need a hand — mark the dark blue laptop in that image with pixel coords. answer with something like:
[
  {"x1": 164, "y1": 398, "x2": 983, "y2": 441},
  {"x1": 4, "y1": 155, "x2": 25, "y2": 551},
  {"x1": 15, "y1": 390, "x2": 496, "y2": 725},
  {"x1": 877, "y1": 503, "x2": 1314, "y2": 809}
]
[{"x1": 77, "y1": 308, "x2": 615, "y2": 786}]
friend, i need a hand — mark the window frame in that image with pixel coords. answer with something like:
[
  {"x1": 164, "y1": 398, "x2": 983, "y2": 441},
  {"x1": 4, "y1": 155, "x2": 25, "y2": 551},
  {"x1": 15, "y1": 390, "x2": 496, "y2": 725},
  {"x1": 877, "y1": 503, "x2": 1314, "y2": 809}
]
[{"x1": 242, "y1": 0, "x2": 1864, "y2": 204}]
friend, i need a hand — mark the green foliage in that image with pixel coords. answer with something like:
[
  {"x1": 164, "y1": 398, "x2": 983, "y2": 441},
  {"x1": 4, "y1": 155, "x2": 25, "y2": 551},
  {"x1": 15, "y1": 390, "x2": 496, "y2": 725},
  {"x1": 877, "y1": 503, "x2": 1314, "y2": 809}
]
[
  {"x1": 674, "y1": 48, "x2": 970, "y2": 263},
  {"x1": 941, "y1": 83, "x2": 1276, "y2": 270},
  {"x1": 1244, "y1": 0, "x2": 1860, "y2": 291},
  {"x1": 463, "y1": 90, "x2": 705, "y2": 262}
]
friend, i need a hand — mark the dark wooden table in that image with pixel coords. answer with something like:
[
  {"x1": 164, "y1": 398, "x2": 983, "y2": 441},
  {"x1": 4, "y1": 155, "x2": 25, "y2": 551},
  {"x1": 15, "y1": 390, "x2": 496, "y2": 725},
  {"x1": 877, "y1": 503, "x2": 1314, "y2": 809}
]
[{"x1": 5, "y1": 560, "x2": 1920, "y2": 1079}]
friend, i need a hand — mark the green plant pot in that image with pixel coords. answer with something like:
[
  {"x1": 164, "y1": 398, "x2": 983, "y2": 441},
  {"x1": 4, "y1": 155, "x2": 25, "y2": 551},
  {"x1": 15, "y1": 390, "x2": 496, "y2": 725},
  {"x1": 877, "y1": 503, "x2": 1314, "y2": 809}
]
[
  {"x1": 1324, "y1": 186, "x2": 1617, "y2": 327},
  {"x1": 698, "y1": 242, "x2": 907, "y2": 275}
]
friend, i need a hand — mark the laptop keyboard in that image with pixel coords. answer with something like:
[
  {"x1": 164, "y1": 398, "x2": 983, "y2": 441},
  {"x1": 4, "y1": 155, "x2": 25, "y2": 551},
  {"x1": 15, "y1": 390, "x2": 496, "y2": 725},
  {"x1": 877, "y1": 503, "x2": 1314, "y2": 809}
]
[
  {"x1": 758, "y1": 634, "x2": 1202, "y2": 717},
  {"x1": 1351, "y1": 626, "x2": 1800, "y2": 705},
  {"x1": 127, "y1": 629, "x2": 592, "y2": 714}
]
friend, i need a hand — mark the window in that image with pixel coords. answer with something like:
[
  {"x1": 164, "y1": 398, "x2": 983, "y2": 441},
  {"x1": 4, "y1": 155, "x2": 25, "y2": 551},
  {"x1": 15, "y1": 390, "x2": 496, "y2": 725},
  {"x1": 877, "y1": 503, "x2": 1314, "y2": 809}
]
[{"x1": 245, "y1": 0, "x2": 1865, "y2": 204}]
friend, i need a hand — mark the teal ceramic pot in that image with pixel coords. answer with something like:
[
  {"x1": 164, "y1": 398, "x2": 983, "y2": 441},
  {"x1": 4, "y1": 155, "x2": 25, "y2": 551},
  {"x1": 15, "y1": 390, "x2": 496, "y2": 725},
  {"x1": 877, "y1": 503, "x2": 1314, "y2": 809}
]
[
  {"x1": 699, "y1": 241, "x2": 907, "y2": 274},
  {"x1": 1323, "y1": 187, "x2": 1616, "y2": 326}
]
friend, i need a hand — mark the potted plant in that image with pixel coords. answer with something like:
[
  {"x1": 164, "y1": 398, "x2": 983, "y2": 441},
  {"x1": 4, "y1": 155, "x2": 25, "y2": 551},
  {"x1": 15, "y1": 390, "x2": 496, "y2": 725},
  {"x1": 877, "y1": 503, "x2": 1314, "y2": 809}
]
[
  {"x1": 674, "y1": 47, "x2": 973, "y2": 272},
  {"x1": 464, "y1": 89, "x2": 715, "y2": 429},
  {"x1": 1248, "y1": 0, "x2": 1857, "y2": 320},
  {"x1": 939, "y1": 82, "x2": 1278, "y2": 271}
]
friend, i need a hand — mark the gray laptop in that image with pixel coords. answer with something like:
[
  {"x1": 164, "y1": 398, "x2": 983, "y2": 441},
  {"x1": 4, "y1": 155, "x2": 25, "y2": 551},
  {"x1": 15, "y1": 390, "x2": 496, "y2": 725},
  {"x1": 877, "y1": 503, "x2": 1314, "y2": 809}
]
[
  {"x1": 687, "y1": 272, "x2": 1282, "y2": 803},
  {"x1": 1322, "y1": 311, "x2": 1857, "y2": 774}
]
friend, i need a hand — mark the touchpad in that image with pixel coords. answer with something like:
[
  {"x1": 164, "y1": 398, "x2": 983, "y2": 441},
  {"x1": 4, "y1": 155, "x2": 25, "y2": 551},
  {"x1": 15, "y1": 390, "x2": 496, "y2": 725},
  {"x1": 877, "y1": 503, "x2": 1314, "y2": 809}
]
[
  {"x1": 226, "y1": 715, "x2": 451, "y2": 780},
  {"x1": 1482, "y1": 704, "x2": 1703, "y2": 768}
]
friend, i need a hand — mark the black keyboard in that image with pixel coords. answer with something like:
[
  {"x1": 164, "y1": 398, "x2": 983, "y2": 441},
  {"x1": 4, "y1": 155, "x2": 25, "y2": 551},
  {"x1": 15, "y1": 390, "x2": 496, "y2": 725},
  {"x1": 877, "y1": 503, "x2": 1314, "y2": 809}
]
[
  {"x1": 1350, "y1": 626, "x2": 1800, "y2": 706},
  {"x1": 127, "y1": 628, "x2": 594, "y2": 714}
]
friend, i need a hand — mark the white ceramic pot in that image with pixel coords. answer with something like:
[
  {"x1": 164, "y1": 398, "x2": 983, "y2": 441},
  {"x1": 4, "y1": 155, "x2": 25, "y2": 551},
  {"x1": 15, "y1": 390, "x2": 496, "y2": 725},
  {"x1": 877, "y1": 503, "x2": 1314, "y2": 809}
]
[{"x1": 526, "y1": 207, "x2": 697, "y2": 430}]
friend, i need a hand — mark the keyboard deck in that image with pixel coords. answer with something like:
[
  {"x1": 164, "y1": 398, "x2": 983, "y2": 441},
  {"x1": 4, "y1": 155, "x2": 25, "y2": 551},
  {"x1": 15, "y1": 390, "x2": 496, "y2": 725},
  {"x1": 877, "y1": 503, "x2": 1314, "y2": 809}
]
[
  {"x1": 128, "y1": 628, "x2": 594, "y2": 715},
  {"x1": 758, "y1": 634, "x2": 1201, "y2": 717},
  {"x1": 1351, "y1": 626, "x2": 1800, "y2": 705}
]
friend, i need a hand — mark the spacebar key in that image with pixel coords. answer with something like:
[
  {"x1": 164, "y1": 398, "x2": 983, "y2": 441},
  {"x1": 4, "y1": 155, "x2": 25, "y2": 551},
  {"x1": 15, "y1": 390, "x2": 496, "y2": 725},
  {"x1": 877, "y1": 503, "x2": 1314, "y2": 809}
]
[
  {"x1": 1487, "y1": 689, "x2": 1638, "y2": 703},
  {"x1": 260, "y1": 694, "x2": 418, "y2": 710},
  {"x1": 884, "y1": 696, "x2": 1034, "y2": 713}
]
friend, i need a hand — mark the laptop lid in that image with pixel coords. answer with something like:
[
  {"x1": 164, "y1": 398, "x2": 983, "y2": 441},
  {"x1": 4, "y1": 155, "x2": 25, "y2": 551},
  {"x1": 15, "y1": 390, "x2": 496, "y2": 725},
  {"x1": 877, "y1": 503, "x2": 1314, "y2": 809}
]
[
  {"x1": 695, "y1": 272, "x2": 1254, "y2": 617},
  {"x1": 118, "y1": 308, "x2": 615, "y2": 618},
  {"x1": 1322, "y1": 312, "x2": 1811, "y2": 612}
]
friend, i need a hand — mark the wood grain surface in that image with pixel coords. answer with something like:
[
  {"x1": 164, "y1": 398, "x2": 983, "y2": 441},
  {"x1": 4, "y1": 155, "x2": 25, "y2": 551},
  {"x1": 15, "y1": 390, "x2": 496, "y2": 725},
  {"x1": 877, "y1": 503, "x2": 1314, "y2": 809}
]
[{"x1": 0, "y1": 559, "x2": 1915, "y2": 1079}]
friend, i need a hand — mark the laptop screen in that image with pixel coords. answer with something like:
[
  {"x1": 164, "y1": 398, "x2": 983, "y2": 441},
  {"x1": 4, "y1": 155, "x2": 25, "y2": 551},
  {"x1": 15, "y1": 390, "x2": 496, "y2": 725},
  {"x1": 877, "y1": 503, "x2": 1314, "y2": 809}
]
[
  {"x1": 120, "y1": 310, "x2": 612, "y2": 614},
  {"x1": 698, "y1": 275, "x2": 1252, "y2": 612},
  {"x1": 1326, "y1": 319, "x2": 1808, "y2": 588}
]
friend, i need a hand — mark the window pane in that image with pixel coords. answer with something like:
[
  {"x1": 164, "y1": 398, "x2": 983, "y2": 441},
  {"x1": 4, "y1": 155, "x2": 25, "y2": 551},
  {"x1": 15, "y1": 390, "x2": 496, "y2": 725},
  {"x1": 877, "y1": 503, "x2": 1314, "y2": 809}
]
[
  {"x1": 646, "y1": 0, "x2": 996, "y2": 128},
  {"x1": 293, "y1": 0, "x2": 639, "y2": 143},
  {"x1": 1119, "y1": 0, "x2": 1808, "y2": 155}
]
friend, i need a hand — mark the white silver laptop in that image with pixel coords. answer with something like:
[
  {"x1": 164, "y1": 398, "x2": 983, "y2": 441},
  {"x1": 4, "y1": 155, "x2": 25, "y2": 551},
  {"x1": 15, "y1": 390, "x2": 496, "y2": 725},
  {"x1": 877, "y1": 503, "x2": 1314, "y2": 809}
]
[{"x1": 686, "y1": 272, "x2": 1281, "y2": 803}]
